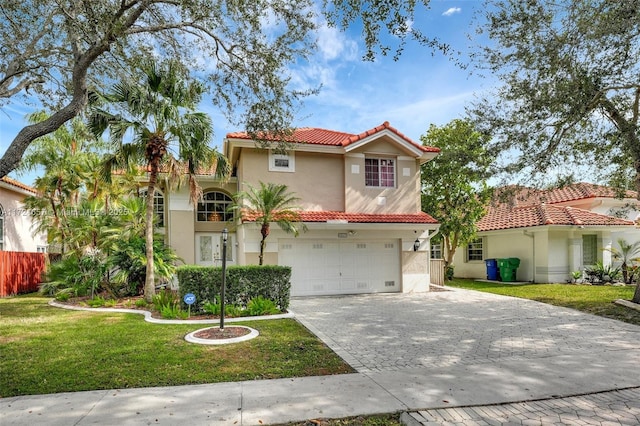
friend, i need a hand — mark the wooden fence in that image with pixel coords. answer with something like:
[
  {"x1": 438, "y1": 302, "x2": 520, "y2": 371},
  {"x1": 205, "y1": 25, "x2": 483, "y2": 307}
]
[
  {"x1": 0, "y1": 251, "x2": 48, "y2": 297},
  {"x1": 430, "y1": 259, "x2": 446, "y2": 286}
]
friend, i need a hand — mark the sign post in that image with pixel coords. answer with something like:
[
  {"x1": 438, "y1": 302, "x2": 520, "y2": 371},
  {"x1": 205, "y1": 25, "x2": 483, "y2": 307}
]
[
  {"x1": 220, "y1": 228, "x2": 228, "y2": 330},
  {"x1": 183, "y1": 293, "x2": 196, "y2": 318}
]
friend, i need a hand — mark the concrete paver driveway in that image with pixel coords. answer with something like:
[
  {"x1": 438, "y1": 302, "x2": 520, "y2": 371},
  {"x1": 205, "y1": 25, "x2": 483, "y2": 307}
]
[{"x1": 290, "y1": 288, "x2": 640, "y2": 374}]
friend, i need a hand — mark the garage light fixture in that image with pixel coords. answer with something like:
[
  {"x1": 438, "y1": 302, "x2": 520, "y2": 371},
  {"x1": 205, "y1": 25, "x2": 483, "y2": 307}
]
[{"x1": 413, "y1": 238, "x2": 421, "y2": 251}]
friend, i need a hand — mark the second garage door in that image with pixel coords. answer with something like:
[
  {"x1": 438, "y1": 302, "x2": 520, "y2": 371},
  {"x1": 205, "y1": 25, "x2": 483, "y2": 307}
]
[{"x1": 279, "y1": 239, "x2": 401, "y2": 296}]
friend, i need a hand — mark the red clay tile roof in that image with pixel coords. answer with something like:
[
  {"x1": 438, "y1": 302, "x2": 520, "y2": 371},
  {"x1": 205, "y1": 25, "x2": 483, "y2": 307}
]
[
  {"x1": 242, "y1": 210, "x2": 438, "y2": 224},
  {"x1": 478, "y1": 204, "x2": 634, "y2": 232},
  {"x1": 542, "y1": 182, "x2": 637, "y2": 203},
  {"x1": 0, "y1": 176, "x2": 37, "y2": 194},
  {"x1": 226, "y1": 121, "x2": 440, "y2": 153},
  {"x1": 494, "y1": 183, "x2": 638, "y2": 208}
]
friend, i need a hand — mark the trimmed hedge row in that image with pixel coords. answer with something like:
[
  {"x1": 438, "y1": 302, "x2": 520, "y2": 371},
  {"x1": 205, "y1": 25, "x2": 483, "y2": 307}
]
[{"x1": 176, "y1": 265, "x2": 292, "y2": 313}]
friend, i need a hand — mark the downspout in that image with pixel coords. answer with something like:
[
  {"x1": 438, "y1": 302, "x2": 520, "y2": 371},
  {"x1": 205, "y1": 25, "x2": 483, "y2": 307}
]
[
  {"x1": 424, "y1": 228, "x2": 440, "y2": 275},
  {"x1": 523, "y1": 230, "x2": 535, "y2": 283}
]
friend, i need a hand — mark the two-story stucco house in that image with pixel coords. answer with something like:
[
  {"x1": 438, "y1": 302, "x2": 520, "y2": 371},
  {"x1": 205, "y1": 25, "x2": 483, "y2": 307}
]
[
  {"x1": 158, "y1": 121, "x2": 441, "y2": 296},
  {"x1": 0, "y1": 176, "x2": 47, "y2": 253},
  {"x1": 451, "y1": 184, "x2": 638, "y2": 283}
]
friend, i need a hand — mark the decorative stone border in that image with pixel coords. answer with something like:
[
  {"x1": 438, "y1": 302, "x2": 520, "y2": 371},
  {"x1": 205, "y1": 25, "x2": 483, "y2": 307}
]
[
  {"x1": 48, "y1": 300, "x2": 294, "y2": 324},
  {"x1": 614, "y1": 299, "x2": 640, "y2": 312},
  {"x1": 184, "y1": 326, "x2": 259, "y2": 345}
]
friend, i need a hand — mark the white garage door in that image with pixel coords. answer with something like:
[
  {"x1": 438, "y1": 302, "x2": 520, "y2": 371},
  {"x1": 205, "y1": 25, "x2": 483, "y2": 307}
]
[{"x1": 279, "y1": 239, "x2": 401, "y2": 296}]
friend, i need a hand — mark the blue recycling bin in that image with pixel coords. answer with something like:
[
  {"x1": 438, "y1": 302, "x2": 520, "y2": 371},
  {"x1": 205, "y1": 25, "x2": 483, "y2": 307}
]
[{"x1": 485, "y1": 258, "x2": 500, "y2": 281}]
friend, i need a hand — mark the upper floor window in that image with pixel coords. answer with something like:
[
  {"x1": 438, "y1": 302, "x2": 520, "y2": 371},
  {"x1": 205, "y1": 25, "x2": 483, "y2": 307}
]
[
  {"x1": 0, "y1": 203, "x2": 4, "y2": 250},
  {"x1": 466, "y1": 238, "x2": 484, "y2": 262},
  {"x1": 365, "y1": 158, "x2": 395, "y2": 187},
  {"x1": 269, "y1": 150, "x2": 295, "y2": 172},
  {"x1": 197, "y1": 191, "x2": 233, "y2": 222},
  {"x1": 140, "y1": 189, "x2": 165, "y2": 227}
]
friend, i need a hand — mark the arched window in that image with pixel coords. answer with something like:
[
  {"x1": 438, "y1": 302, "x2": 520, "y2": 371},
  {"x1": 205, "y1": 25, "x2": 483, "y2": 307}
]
[
  {"x1": 140, "y1": 189, "x2": 165, "y2": 227},
  {"x1": 197, "y1": 191, "x2": 233, "y2": 222},
  {"x1": 0, "y1": 203, "x2": 4, "y2": 250}
]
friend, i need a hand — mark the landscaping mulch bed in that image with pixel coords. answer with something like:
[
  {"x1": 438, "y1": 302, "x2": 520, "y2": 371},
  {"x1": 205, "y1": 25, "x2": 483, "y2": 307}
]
[{"x1": 193, "y1": 326, "x2": 252, "y2": 339}]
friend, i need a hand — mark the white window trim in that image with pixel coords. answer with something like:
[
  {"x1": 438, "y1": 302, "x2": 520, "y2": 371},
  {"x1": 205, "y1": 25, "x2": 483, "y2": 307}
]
[
  {"x1": 197, "y1": 191, "x2": 234, "y2": 222},
  {"x1": 140, "y1": 189, "x2": 165, "y2": 228},
  {"x1": 430, "y1": 242, "x2": 442, "y2": 259},
  {"x1": 365, "y1": 157, "x2": 396, "y2": 188},
  {"x1": 465, "y1": 237, "x2": 485, "y2": 263},
  {"x1": 269, "y1": 150, "x2": 295, "y2": 172}
]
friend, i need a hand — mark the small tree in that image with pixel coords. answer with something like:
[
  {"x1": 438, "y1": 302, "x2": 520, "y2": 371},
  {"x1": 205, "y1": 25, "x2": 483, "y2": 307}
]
[
  {"x1": 605, "y1": 238, "x2": 640, "y2": 285},
  {"x1": 420, "y1": 119, "x2": 493, "y2": 269},
  {"x1": 232, "y1": 182, "x2": 307, "y2": 265},
  {"x1": 88, "y1": 60, "x2": 229, "y2": 302}
]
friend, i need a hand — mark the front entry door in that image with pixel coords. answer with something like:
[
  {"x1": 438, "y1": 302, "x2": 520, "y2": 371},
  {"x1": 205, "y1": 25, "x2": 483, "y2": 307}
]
[{"x1": 195, "y1": 233, "x2": 235, "y2": 267}]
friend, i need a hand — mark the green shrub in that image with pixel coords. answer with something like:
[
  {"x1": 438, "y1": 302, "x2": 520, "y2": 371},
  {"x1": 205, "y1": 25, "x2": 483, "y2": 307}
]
[
  {"x1": 152, "y1": 288, "x2": 179, "y2": 312},
  {"x1": 247, "y1": 296, "x2": 280, "y2": 316},
  {"x1": 54, "y1": 290, "x2": 72, "y2": 302},
  {"x1": 202, "y1": 301, "x2": 220, "y2": 315},
  {"x1": 109, "y1": 236, "x2": 181, "y2": 297},
  {"x1": 87, "y1": 296, "x2": 106, "y2": 308},
  {"x1": 177, "y1": 265, "x2": 291, "y2": 313},
  {"x1": 134, "y1": 298, "x2": 148, "y2": 308},
  {"x1": 202, "y1": 301, "x2": 245, "y2": 317}
]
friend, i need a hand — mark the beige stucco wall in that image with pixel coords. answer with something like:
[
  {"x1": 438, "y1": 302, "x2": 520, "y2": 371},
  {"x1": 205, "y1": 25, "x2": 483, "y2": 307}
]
[
  {"x1": 237, "y1": 148, "x2": 344, "y2": 211},
  {"x1": 344, "y1": 153, "x2": 420, "y2": 214},
  {"x1": 168, "y1": 210, "x2": 195, "y2": 264},
  {"x1": 0, "y1": 188, "x2": 46, "y2": 252}
]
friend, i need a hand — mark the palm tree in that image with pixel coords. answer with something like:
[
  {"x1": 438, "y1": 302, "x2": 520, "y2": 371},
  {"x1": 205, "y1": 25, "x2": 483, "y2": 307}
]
[
  {"x1": 19, "y1": 112, "x2": 98, "y2": 254},
  {"x1": 232, "y1": 181, "x2": 307, "y2": 265},
  {"x1": 88, "y1": 60, "x2": 229, "y2": 302},
  {"x1": 605, "y1": 238, "x2": 640, "y2": 285}
]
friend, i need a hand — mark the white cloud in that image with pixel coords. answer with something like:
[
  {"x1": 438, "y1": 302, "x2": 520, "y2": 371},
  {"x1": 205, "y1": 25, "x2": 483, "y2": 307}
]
[
  {"x1": 315, "y1": 22, "x2": 358, "y2": 62},
  {"x1": 442, "y1": 7, "x2": 462, "y2": 17}
]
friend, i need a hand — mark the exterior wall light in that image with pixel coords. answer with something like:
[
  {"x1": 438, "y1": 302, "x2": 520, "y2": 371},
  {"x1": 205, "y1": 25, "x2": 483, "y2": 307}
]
[{"x1": 413, "y1": 238, "x2": 421, "y2": 251}]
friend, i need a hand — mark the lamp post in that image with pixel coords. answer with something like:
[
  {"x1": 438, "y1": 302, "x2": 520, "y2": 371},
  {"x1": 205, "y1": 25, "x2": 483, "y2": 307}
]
[{"x1": 220, "y1": 228, "x2": 228, "y2": 330}]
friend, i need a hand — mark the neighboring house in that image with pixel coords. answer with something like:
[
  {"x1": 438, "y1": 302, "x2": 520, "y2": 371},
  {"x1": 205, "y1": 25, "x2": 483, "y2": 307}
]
[
  {"x1": 0, "y1": 176, "x2": 47, "y2": 253},
  {"x1": 155, "y1": 121, "x2": 441, "y2": 296},
  {"x1": 452, "y1": 183, "x2": 639, "y2": 283}
]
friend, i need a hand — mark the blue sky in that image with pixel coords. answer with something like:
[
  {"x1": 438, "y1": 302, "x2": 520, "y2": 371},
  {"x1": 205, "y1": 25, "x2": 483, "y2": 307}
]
[{"x1": 0, "y1": 1, "x2": 490, "y2": 185}]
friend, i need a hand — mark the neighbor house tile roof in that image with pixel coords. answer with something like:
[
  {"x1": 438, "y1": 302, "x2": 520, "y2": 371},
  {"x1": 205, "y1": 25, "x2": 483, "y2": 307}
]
[
  {"x1": 494, "y1": 183, "x2": 638, "y2": 209},
  {"x1": 479, "y1": 204, "x2": 634, "y2": 231},
  {"x1": 0, "y1": 176, "x2": 37, "y2": 194},
  {"x1": 226, "y1": 121, "x2": 440, "y2": 153},
  {"x1": 242, "y1": 210, "x2": 438, "y2": 224},
  {"x1": 479, "y1": 183, "x2": 637, "y2": 232}
]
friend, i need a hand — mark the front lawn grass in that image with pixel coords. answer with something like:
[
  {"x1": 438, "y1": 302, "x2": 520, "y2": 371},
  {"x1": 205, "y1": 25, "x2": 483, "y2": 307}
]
[
  {"x1": 446, "y1": 279, "x2": 640, "y2": 326},
  {"x1": 0, "y1": 294, "x2": 353, "y2": 397}
]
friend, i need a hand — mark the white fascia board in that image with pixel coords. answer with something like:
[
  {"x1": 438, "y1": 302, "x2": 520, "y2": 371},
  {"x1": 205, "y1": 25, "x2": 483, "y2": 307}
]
[
  {"x1": 303, "y1": 221, "x2": 439, "y2": 232},
  {"x1": 343, "y1": 129, "x2": 424, "y2": 157},
  {"x1": 0, "y1": 181, "x2": 36, "y2": 197}
]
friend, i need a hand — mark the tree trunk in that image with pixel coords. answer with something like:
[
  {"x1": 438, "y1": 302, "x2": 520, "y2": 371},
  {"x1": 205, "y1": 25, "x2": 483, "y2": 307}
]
[
  {"x1": 259, "y1": 237, "x2": 266, "y2": 266},
  {"x1": 259, "y1": 222, "x2": 270, "y2": 266},
  {"x1": 143, "y1": 167, "x2": 158, "y2": 303},
  {"x1": 0, "y1": 40, "x2": 110, "y2": 178},
  {"x1": 633, "y1": 282, "x2": 640, "y2": 304}
]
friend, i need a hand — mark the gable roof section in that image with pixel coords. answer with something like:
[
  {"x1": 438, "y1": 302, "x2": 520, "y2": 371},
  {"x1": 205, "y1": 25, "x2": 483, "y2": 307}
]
[
  {"x1": 241, "y1": 210, "x2": 438, "y2": 224},
  {"x1": 542, "y1": 182, "x2": 637, "y2": 204},
  {"x1": 0, "y1": 176, "x2": 37, "y2": 195},
  {"x1": 225, "y1": 121, "x2": 439, "y2": 157},
  {"x1": 495, "y1": 183, "x2": 637, "y2": 208},
  {"x1": 479, "y1": 203, "x2": 634, "y2": 232}
]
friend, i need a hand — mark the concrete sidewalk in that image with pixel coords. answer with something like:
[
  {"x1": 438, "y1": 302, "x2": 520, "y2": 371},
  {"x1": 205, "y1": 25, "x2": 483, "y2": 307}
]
[
  {"x1": 2, "y1": 348, "x2": 640, "y2": 425},
  {"x1": 2, "y1": 289, "x2": 640, "y2": 425}
]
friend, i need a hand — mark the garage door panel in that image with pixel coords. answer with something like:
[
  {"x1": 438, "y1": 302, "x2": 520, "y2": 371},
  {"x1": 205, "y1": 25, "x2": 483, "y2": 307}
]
[{"x1": 280, "y1": 239, "x2": 401, "y2": 296}]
